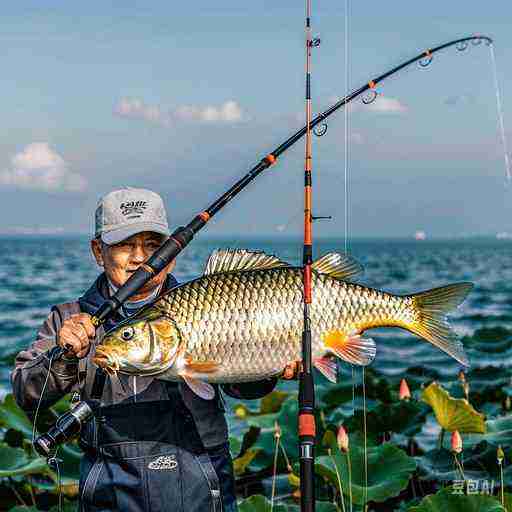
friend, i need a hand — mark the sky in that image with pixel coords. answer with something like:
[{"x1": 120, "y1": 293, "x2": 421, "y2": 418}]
[{"x1": 0, "y1": 1, "x2": 511, "y2": 238}]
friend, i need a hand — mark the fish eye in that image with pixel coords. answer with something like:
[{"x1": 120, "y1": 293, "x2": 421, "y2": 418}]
[{"x1": 121, "y1": 326, "x2": 135, "y2": 341}]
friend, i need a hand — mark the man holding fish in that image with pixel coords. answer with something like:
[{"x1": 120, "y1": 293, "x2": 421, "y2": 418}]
[
  {"x1": 12, "y1": 186, "x2": 472, "y2": 512},
  {"x1": 12, "y1": 187, "x2": 290, "y2": 512}
]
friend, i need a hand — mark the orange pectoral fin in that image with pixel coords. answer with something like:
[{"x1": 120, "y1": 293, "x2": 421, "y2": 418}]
[{"x1": 323, "y1": 329, "x2": 376, "y2": 367}]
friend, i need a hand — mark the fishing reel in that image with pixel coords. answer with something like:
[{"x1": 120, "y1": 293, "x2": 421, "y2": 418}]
[{"x1": 34, "y1": 400, "x2": 94, "y2": 457}]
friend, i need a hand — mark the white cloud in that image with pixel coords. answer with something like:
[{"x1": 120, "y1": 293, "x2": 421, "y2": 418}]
[
  {"x1": 363, "y1": 96, "x2": 407, "y2": 113},
  {"x1": 0, "y1": 143, "x2": 86, "y2": 192},
  {"x1": 328, "y1": 95, "x2": 408, "y2": 114},
  {"x1": 114, "y1": 98, "x2": 244, "y2": 125}
]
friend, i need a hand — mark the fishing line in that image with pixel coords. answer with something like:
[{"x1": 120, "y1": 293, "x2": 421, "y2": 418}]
[
  {"x1": 344, "y1": 0, "x2": 350, "y2": 255},
  {"x1": 31, "y1": 349, "x2": 65, "y2": 512},
  {"x1": 31, "y1": 350, "x2": 57, "y2": 453},
  {"x1": 489, "y1": 43, "x2": 511, "y2": 183}
]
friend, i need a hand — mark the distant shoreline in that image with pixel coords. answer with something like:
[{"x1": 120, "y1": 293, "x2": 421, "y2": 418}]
[{"x1": 0, "y1": 234, "x2": 510, "y2": 243}]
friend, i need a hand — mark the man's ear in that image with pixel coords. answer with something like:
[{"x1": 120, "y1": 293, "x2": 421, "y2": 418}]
[{"x1": 91, "y1": 238, "x2": 104, "y2": 267}]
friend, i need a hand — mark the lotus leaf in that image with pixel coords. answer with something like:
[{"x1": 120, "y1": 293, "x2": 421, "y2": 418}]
[
  {"x1": 233, "y1": 448, "x2": 261, "y2": 476},
  {"x1": 260, "y1": 391, "x2": 290, "y2": 414},
  {"x1": 315, "y1": 430, "x2": 416, "y2": 505},
  {"x1": 407, "y1": 487, "x2": 505, "y2": 511},
  {"x1": 0, "y1": 443, "x2": 48, "y2": 478},
  {"x1": 0, "y1": 394, "x2": 34, "y2": 438},
  {"x1": 344, "y1": 401, "x2": 429, "y2": 439},
  {"x1": 422, "y1": 382, "x2": 485, "y2": 433},
  {"x1": 238, "y1": 494, "x2": 337, "y2": 511}
]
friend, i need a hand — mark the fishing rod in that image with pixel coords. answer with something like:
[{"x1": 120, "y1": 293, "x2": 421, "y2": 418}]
[
  {"x1": 298, "y1": 0, "x2": 317, "y2": 510},
  {"x1": 43, "y1": 33, "x2": 492, "y2": 443},
  {"x1": 82, "y1": 34, "x2": 491, "y2": 331}
]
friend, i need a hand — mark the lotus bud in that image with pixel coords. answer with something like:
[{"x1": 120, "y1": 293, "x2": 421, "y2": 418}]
[
  {"x1": 451, "y1": 430, "x2": 463, "y2": 454},
  {"x1": 337, "y1": 425, "x2": 349, "y2": 453},
  {"x1": 497, "y1": 445, "x2": 505, "y2": 465},
  {"x1": 399, "y1": 378, "x2": 411, "y2": 401},
  {"x1": 234, "y1": 405, "x2": 247, "y2": 419},
  {"x1": 463, "y1": 382, "x2": 470, "y2": 399},
  {"x1": 506, "y1": 396, "x2": 511, "y2": 411},
  {"x1": 274, "y1": 420, "x2": 281, "y2": 439},
  {"x1": 288, "y1": 472, "x2": 301, "y2": 487}
]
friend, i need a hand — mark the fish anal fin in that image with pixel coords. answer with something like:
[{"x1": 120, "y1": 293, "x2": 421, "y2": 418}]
[
  {"x1": 312, "y1": 253, "x2": 363, "y2": 281},
  {"x1": 180, "y1": 374, "x2": 216, "y2": 400},
  {"x1": 204, "y1": 249, "x2": 289, "y2": 275},
  {"x1": 323, "y1": 329, "x2": 376, "y2": 366},
  {"x1": 314, "y1": 356, "x2": 337, "y2": 383}
]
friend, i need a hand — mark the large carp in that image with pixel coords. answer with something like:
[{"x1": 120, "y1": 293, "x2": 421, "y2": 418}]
[{"x1": 93, "y1": 249, "x2": 472, "y2": 399}]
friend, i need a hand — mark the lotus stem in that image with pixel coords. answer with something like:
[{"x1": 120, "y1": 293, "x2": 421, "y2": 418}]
[
  {"x1": 497, "y1": 445, "x2": 505, "y2": 506},
  {"x1": 8, "y1": 477, "x2": 27, "y2": 507},
  {"x1": 453, "y1": 453, "x2": 466, "y2": 481},
  {"x1": 329, "y1": 448, "x2": 346, "y2": 512},
  {"x1": 438, "y1": 428, "x2": 445, "y2": 450},
  {"x1": 28, "y1": 476, "x2": 36, "y2": 507},
  {"x1": 270, "y1": 421, "x2": 281, "y2": 512},
  {"x1": 347, "y1": 447, "x2": 353, "y2": 512}
]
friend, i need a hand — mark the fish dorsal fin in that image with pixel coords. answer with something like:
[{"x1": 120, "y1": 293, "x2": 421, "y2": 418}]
[
  {"x1": 312, "y1": 252, "x2": 363, "y2": 281},
  {"x1": 204, "y1": 249, "x2": 289, "y2": 276}
]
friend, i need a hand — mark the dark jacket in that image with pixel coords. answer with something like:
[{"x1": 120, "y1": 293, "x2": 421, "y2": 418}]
[{"x1": 11, "y1": 273, "x2": 277, "y2": 511}]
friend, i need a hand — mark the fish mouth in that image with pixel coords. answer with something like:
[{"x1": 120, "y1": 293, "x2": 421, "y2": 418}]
[{"x1": 93, "y1": 346, "x2": 119, "y2": 375}]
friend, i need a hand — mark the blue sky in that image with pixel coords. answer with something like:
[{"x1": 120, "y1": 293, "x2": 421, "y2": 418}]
[{"x1": 0, "y1": 1, "x2": 511, "y2": 238}]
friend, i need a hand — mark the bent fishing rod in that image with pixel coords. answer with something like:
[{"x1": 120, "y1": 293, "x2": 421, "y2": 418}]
[{"x1": 50, "y1": 34, "x2": 492, "y2": 379}]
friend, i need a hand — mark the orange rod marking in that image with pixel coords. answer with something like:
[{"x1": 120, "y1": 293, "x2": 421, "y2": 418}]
[
  {"x1": 299, "y1": 413, "x2": 316, "y2": 437},
  {"x1": 304, "y1": 265, "x2": 312, "y2": 303},
  {"x1": 198, "y1": 211, "x2": 210, "y2": 222},
  {"x1": 265, "y1": 154, "x2": 277, "y2": 165}
]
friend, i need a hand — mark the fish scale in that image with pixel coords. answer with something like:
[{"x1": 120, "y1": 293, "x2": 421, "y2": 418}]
[
  {"x1": 96, "y1": 250, "x2": 472, "y2": 390},
  {"x1": 159, "y1": 268, "x2": 395, "y2": 382}
]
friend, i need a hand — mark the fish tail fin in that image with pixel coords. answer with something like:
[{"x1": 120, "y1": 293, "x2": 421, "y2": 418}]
[{"x1": 407, "y1": 282, "x2": 473, "y2": 367}]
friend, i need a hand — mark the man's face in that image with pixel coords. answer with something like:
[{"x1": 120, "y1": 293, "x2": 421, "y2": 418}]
[{"x1": 91, "y1": 231, "x2": 175, "y2": 297}]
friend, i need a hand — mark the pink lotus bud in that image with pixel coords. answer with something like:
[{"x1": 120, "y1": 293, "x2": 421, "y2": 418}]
[
  {"x1": 337, "y1": 425, "x2": 349, "y2": 452},
  {"x1": 451, "y1": 430, "x2": 463, "y2": 454},
  {"x1": 399, "y1": 379, "x2": 411, "y2": 400}
]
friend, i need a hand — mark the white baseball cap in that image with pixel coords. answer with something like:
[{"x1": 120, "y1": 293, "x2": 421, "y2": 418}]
[{"x1": 95, "y1": 187, "x2": 170, "y2": 245}]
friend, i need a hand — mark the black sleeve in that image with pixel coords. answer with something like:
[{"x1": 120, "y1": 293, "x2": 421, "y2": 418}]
[{"x1": 221, "y1": 378, "x2": 278, "y2": 400}]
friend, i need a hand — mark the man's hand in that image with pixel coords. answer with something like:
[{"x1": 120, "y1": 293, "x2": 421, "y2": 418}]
[
  {"x1": 282, "y1": 360, "x2": 302, "y2": 380},
  {"x1": 57, "y1": 313, "x2": 96, "y2": 359}
]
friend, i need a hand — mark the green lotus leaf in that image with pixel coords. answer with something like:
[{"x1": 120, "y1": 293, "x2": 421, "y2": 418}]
[
  {"x1": 344, "y1": 401, "x2": 429, "y2": 439},
  {"x1": 237, "y1": 494, "x2": 336, "y2": 512},
  {"x1": 229, "y1": 435, "x2": 242, "y2": 457},
  {"x1": 316, "y1": 430, "x2": 416, "y2": 505},
  {"x1": 260, "y1": 391, "x2": 290, "y2": 414},
  {"x1": 233, "y1": 448, "x2": 261, "y2": 476},
  {"x1": 7, "y1": 507, "x2": 40, "y2": 512},
  {"x1": 49, "y1": 501, "x2": 79, "y2": 512},
  {"x1": 422, "y1": 382, "x2": 485, "y2": 433},
  {"x1": 407, "y1": 487, "x2": 505, "y2": 511},
  {"x1": 0, "y1": 443, "x2": 48, "y2": 478},
  {"x1": 0, "y1": 394, "x2": 34, "y2": 438}
]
